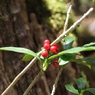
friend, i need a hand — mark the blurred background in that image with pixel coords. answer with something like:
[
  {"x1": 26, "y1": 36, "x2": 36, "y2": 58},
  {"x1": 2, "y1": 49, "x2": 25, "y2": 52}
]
[{"x1": 0, "y1": 0, "x2": 95, "y2": 95}]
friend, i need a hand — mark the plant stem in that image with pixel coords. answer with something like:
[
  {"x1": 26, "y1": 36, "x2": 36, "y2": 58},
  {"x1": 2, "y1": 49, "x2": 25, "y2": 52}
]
[
  {"x1": 79, "y1": 90, "x2": 84, "y2": 95},
  {"x1": 23, "y1": 70, "x2": 43, "y2": 95},
  {"x1": 51, "y1": 66, "x2": 65, "y2": 95},
  {"x1": 63, "y1": 5, "x2": 72, "y2": 34}
]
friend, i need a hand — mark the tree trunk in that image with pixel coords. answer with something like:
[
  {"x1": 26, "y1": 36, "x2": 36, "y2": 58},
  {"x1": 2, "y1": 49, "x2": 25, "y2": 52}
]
[{"x1": 0, "y1": 0, "x2": 79, "y2": 95}]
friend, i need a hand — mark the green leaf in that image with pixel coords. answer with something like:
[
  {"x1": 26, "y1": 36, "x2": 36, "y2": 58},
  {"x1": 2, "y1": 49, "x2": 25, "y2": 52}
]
[
  {"x1": 49, "y1": 46, "x2": 95, "y2": 60},
  {"x1": 72, "y1": 59, "x2": 91, "y2": 69},
  {"x1": 77, "y1": 57, "x2": 95, "y2": 64},
  {"x1": 82, "y1": 63, "x2": 91, "y2": 69},
  {"x1": 83, "y1": 42, "x2": 95, "y2": 47},
  {"x1": 59, "y1": 53, "x2": 77, "y2": 65},
  {"x1": 58, "y1": 56, "x2": 68, "y2": 66},
  {"x1": 22, "y1": 54, "x2": 33, "y2": 61},
  {"x1": 85, "y1": 88, "x2": 95, "y2": 94},
  {"x1": 62, "y1": 36, "x2": 75, "y2": 50},
  {"x1": 65, "y1": 83, "x2": 79, "y2": 94},
  {"x1": 74, "y1": 77, "x2": 86, "y2": 91},
  {"x1": 0, "y1": 47, "x2": 39, "y2": 59},
  {"x1": 83, "y1": 64, "x2": 91, "y2": 69}
]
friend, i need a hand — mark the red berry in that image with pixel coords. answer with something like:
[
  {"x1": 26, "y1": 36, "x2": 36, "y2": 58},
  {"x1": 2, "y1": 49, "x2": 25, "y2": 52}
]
[
  {"x1": 41, "y1": 51, "x2": 48, "y2": 57},
  {"x1": 53, "y1": 49, "x2": 60, "y2": 55},
  {"x1": 53, "y1": 61, "x2": 59, "y2": 67},
  {"x1": 44, "y1": 43, "x2": 50, "y2": 50},
  {"x1": 53, "y1": 45, "x2": 59, "y2": 49},
  {"x1": 50, "y1": 45, "x2": 58, "y2": 53},
  {"x1": 44, "y1": 39, "x2": 50, "y2": 44}
]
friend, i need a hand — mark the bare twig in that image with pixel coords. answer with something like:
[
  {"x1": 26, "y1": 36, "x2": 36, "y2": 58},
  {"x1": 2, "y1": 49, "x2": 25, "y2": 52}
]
[
  {"x1": 51, "y1": 66, "x2": 65, "y2": 95},
  {"x1": 63, "y1": 5, "x2": 72, "y2": 33},
  {"x1": 51, "y1": 7, "x2": 94, "y2": 45},
  {"x1": 51, "y1": 5, "x2": 72, "y2": 95},
  {"x1": 23, "y1": 70, "x2": 43, "y2": 95},
  {"x1": 1, "y1": 7, "x2": 94, "y2": 95},
  {"x1": 41, "y1": 73, "x2": 51, "y2": 95}
]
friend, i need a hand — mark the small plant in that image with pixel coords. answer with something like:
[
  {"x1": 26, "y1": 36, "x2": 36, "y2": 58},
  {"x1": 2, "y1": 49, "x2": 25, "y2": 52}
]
[
  {"x1": 40, "y1": 39, "x2": 60, "y2": 70},
  {"x1": 65, "y1": 77, "x2": 95, "y2": 95},
  {"x1": 0, "y1": 5, "x2": 95, "y2": 95}
]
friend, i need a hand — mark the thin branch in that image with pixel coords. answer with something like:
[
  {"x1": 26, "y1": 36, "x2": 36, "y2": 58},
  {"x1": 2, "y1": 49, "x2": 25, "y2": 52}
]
[
  {"x1": 51, "y1": 66, "x2": 65, "y2": 95},
  {"x1": 23, "y1": 70, "x2": 43, "y2": 95},
  {"x1": 63, "y1": 5, "x2": 72, "y2": 32},
  {"x1": 51, "y1": 5, "x2": 72, "y2": 95},
  {"x1": 1, "y1": 7, "x2": 94, "y2": 95},
  {"x1": 51, "y1": 7, "x2": 94, "y2": 45},
  {"x1": 41, "y1": 73, "x2": 51, "y2": 95}
]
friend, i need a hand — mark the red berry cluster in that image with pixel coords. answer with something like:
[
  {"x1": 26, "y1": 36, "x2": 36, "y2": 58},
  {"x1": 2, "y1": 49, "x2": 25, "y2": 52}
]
[
  {"x1": 53, "y1": 61, "x2": 59, "y2": 67},
  {"x1": 41, "y1": 39, "x2": 60, "y2": 67}
]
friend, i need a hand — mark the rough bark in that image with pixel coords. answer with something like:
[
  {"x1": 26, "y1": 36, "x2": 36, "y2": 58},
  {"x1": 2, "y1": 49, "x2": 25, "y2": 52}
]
[{"x1": 0, "y1": 0, "x2": 79, "y2": 95}]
